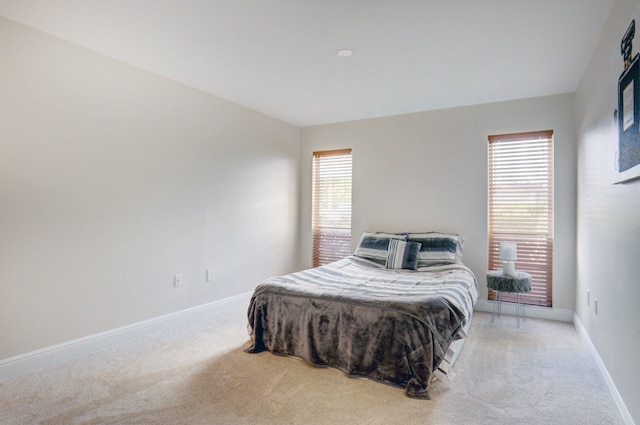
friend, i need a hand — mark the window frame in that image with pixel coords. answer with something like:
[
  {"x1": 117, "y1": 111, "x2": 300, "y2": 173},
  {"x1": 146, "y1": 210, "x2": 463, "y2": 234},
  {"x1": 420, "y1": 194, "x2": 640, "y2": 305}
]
[
  {"x1": 488, "y1": 130, "x2": 554, "y2": 307},
  {"x1": 312, "y1": 148, "x2": 353, "y2": 267}
]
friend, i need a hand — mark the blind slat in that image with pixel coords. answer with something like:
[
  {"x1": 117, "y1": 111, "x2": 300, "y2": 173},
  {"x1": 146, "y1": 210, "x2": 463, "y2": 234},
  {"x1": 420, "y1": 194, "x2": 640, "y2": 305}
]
[{"x1": 488, "y1": 131, "x2": 554, "y2": 307}]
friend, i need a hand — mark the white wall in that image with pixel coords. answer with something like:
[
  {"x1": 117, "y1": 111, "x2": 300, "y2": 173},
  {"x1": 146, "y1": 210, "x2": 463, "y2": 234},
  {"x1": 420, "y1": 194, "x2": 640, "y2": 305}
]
[
  {"x1": 300, "y1": 93, "x2": 577, "y2": 316},
  {"x1": 0, "y1": 17, "x2": 300, "y2": 360},
  {"x1": 575, "y1": 0, "x2": 640, "y2": 422}
]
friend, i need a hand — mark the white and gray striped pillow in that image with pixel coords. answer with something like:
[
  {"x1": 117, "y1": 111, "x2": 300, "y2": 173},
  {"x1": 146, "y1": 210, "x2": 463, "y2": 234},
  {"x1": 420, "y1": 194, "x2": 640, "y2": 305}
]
[
  {"x1": 354, "y1": 232, "x2": 407, "y2": 265},
  {"x1": 385, "y1": 239, "x2": 421, "y2": 270},
  {"x1": 406, "y1": 232, "x2": 463, "y2": 267}
]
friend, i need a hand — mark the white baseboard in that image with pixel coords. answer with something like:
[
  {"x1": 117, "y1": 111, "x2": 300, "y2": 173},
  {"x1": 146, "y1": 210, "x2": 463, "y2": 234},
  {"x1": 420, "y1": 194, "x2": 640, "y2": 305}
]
[
  {"x1": 0, "y1": 291, "x2": 253, "y2": 382},
  {"x1": 474, "y1": 299, "x2": 574, "y2": 322},
  {"x1": 573, "y1": 314, "x2": 635, "y2": 425}
]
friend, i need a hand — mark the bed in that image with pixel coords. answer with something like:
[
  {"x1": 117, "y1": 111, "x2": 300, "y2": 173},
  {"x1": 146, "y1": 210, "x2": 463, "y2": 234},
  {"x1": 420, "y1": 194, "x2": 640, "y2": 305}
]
[{"x1": 245, "y1": 231, "x2": 478, "y2": 399}]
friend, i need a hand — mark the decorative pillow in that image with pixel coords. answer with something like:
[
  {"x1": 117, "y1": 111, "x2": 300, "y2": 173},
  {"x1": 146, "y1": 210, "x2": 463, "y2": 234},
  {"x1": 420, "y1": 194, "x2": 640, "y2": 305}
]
[
  {"x1": 385, "y1": 239, "x2": 421, "y2": 270},
  {"x1": 406, "y1": 232, "x2": 463, "y2": 267},
  {"x1": 354, "y1": 232, "x2": 408, "y2": 265}
]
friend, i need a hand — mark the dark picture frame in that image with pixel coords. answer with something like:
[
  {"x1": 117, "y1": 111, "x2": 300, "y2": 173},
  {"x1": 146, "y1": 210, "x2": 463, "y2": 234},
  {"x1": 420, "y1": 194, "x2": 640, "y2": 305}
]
[{"x1": 615, "y1": 19, "x2": 640, "y2": 184}]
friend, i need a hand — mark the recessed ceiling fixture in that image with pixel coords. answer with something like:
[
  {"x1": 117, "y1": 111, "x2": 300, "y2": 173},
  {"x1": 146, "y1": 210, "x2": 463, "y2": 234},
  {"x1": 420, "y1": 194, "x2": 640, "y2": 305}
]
[{"x1": 337, "y1": 48, "x2": 353, "y2": 58}]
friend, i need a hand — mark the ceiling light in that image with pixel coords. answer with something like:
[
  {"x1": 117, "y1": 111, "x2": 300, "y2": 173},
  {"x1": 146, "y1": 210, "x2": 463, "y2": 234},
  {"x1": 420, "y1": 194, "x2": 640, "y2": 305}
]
[{"x1": 337, "y1": 49, "x2": 353, "y2": 58}]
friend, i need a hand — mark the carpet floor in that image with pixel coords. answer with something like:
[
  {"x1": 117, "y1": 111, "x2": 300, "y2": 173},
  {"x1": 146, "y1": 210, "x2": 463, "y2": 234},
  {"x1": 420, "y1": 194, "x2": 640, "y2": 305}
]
[{"x1": 0, "y1": 301, "x2": 621, "y2": 424}]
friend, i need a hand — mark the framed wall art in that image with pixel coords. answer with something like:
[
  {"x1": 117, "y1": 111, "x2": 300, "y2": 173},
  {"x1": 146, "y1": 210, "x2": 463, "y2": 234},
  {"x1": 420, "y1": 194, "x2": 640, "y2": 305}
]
[{"x1": 615, "y1": 19, "x2": 640, "y2": 184}]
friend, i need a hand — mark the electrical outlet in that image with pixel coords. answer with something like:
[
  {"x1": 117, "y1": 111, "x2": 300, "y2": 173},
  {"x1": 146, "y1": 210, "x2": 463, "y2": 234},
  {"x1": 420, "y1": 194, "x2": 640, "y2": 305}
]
[
  {"x1": 587, "y1": 289, "x2": 590, "y2": 306},
  {"x1": 206, "y1": 268, "x2": 214, "y2": 281},
  {"x1": 174, "y1": 274, "x2": 182, "y2": 287}
]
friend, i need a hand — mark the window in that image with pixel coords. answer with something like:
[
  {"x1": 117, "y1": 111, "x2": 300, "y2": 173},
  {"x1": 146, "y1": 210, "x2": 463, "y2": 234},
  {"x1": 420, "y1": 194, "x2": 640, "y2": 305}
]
[
  {"x1": 312, "y1": 149, "x2": 352, "y2": 267},
  {"x1": 488, "y1": 131, "x2": 554, "y2": 307}
]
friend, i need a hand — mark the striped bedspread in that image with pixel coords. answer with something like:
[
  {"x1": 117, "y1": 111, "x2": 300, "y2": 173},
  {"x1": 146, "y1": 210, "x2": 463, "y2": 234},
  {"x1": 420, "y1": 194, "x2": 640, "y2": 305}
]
[{"x1": 246, "y1": 256, "x2": 478, "y2": 399}]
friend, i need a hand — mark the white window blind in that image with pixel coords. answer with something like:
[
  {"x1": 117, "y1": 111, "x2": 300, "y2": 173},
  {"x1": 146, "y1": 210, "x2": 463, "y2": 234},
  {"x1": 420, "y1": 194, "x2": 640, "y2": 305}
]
[
  {"x1": 312, "y1": 149, "x2": 352, "y2": 267},
  {"x1": 488, "y1": 131, "x2": 554, "y2": 307}
]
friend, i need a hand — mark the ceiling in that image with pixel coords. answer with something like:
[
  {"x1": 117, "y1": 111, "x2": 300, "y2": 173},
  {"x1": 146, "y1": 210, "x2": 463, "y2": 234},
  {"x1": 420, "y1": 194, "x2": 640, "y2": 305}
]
[{"x1": 0, "y1": 0, "x2": 614, "y2": 127}]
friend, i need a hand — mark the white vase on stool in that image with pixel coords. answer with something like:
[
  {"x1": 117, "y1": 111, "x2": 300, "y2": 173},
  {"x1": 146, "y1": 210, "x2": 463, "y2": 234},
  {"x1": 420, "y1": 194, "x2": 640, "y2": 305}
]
[
  {"x1": 500, "y1": 242, "x2": 517, "y2": 277},
  {"x1": 502, "y1": 260, "x2": 516, "y2": 276}
]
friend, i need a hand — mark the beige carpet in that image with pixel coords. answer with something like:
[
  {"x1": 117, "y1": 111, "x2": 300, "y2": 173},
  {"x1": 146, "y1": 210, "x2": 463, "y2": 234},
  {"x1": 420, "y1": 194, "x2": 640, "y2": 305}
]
[{"x1": 0, "y1": 301, "x2": 621, "y2": 425}]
